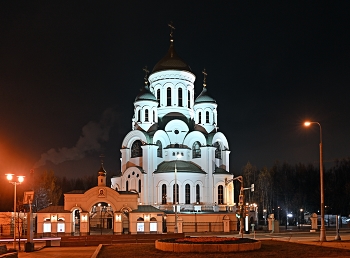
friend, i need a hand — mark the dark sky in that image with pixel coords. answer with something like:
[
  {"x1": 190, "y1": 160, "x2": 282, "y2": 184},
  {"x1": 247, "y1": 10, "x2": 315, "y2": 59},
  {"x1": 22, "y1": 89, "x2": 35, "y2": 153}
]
[{"x1": 0, "y1": 1, "x2": 349, "y2": 180}]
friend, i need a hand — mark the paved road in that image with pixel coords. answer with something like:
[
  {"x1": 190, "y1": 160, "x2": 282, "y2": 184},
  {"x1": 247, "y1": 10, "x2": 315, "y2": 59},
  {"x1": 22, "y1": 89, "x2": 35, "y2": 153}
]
[
  {"x1": 18, "y1": 246, "x2": 97, "y2": 258},
  {"x1": 5, "y1": 229, "x2": 350, "y2": 257}
]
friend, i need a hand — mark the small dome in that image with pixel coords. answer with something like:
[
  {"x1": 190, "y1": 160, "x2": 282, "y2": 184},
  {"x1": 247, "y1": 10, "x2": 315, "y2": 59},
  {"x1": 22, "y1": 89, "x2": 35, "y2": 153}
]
[
  {"x1": 194, "y1": 87, "x2": 216, "y2": 104},
  {"x1": 152, "y1": 41, "x2": 192, "y2": 73},
  {"x1": 135, "y1": 85, "x2": 157, "y2": 102}
]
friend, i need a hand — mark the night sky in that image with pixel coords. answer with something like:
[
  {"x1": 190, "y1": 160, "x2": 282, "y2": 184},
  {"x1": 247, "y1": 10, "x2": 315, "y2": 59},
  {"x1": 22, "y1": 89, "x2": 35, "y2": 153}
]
[{"x1": 1, "y1": 1, "x2": 349, "y2": 181}]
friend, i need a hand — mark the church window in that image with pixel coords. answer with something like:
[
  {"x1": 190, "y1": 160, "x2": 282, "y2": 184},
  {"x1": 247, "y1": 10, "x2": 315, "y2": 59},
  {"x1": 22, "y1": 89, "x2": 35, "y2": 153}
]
[
  {"x1": 138, "y1": 179, "x2": 141, "y2": 193},
  {"x1": 206, "y1": 111, "x2": 209, "y2": 123},
  {"x1": 126, "y1": 181, "x2": 129, "y2": 191},
  {"x1": 173, "y1": 183, "x2": 179, "y2": 204},
  {"x1": 137, "y1": 110, "x2": 141, "y2": 122},
  {"x1": 196, "y1": 184, "x2": 200, "y2": 203},
  {"x1": 167, "y1": 87, "x2": 171, "y2": 106},
  {"x1": 213, "y1": 142, "x2": 221, "y2": 159},
  {"x1": 218, "y1": 185, "x2": 223, "y2": 204},
  {"x1": 188, "y1": 91, "x2": 190, "y2": 107},
  {"x1": 185, "y1": 184, "x2": 190, "y2": 204},
  {"x1": 153, "y1": 110, "x2": 156, "y2": 122},
  {"x1": 178, "y1": 88, "x2": 183, "y2": 107},
  {"x1": 162, "y1": 184, "x2": 167, "y2": 204},
  {"x1": 145, "y1": 109, "x2": 149, "y2": 122},
  {"x1": 131, "y1": 140, "x2": 143, "y2": 158},
  {"x1": 156, "y1": 140, "x2": 162, "y2": 158},
  {"x1": 198, "y1": 112, "x2": 201, "y2": 124},
  {"x1": 192, "y1": 141, "x2": 201, "y2": 158},
  {"x1": 156, "y1": 89, "x2": 160, "y2": 106}
]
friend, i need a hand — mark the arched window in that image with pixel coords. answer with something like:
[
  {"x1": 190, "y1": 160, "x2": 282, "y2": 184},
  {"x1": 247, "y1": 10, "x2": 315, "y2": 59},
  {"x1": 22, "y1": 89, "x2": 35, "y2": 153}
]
[
  {"x1": 153, "y1": 110, "x2": 156, "y2": 122},
  {"x1": 162, "y1": 184, "x2": 167, "y2": 204},
  {"x1": 138, "y1": 179, "x2": 141, "y2": 193},
  {"x1": 185, "y1": 184, "x2": 190, "y2": 204},
  {"x1": 218, "y1": 185, "x2": 223, "y2": 204},
  {"x1": 198, "y1": 112, "x2": 201, "y2": 124},
  {"x1": 196, "y1": 184, "x2": 200, "y2": 203},
  {"x1": 167, "y1": 87, "x2": 171, "y2": 106},
  {"x1": 137, "y1": 110, "x2": 141, "y2": 122},
  {"x1": 173, "y1": 184, "x2": 179, "y2": 204},
  {"x1": 192, "y1": 141, "x2": 201, "y2": 158},
  {"x1": 156, "y1": 89, "x2": 160, "y2": 106},
  {"x1": 178, "y1": 88, "x2": 183, "y2": 107},
  {"x1": 187, "y1": 91, "x2": 190, "y2": 107},
  {"x1": 131, "y1": 140, "x2": 143, "y2": 158},
  {"x1": 126, "y1": 181, "x2": 129, "y2": 191},
  {"x1": 145, "y1": 109, "x2": 149, "y2": 122},
  {"x1": 206, "y1": 111, "x2": 209, "y2": 123},
  {"x1": 156, "y1": 140, "x2": 162, "y2": 158},
  {"x1": 213, "y1": 142, "x2": 221, "y2": 159}
]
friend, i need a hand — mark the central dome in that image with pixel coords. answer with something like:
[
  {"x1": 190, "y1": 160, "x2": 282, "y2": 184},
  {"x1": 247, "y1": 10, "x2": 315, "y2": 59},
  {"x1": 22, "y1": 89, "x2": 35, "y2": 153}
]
[{"x1": 152, "y1": 41, "x2": 192, "y2": 73}]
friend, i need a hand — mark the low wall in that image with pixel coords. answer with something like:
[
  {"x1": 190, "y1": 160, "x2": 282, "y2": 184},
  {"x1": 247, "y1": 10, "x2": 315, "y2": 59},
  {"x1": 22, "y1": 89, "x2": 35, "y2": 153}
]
[
  {"x1": 155, "y1": 240, "x2": 261, "y2": 253},
  {"x1": 0, "y1": 245, "x2": 17, "y2": 258}
]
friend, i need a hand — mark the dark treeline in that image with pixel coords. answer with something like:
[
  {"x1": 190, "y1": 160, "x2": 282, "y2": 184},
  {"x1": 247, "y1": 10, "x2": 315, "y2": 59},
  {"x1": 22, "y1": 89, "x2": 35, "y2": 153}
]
[
  {"x1": 238, "y1": 157, "x2": 350, "y2": 222},
  {"x1": 1, "y1": 158, "x2": 349, "y2": 218}
]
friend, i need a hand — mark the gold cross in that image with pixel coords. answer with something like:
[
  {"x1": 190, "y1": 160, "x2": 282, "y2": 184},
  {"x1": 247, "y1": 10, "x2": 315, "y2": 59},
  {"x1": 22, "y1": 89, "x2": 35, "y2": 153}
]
[
  {"x1": 202, "y1": 69, "x2": 207, "y2": 87},
  {"x1": 168, "y1": 21, "x2": 175, "y2": 39}
]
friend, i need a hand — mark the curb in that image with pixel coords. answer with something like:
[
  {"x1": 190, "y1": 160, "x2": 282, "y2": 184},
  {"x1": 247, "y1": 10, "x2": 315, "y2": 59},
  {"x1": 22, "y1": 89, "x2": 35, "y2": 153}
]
[{"x1": 90, "y1": 244, "x2": 103, "y2": 258}]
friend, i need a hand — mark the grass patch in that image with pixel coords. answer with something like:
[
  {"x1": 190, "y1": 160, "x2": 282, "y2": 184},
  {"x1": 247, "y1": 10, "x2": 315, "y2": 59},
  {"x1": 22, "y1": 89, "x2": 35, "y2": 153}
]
[{"x1": 97, "y1": 240, "x2": 350, "y2": 258}]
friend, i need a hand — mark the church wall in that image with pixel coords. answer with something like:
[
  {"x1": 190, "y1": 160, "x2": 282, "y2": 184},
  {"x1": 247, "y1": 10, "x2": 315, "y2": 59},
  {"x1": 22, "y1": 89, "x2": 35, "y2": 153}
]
[
  {"x1": 154, "y1": 174, "x2": 206, "y2": 204},
  {"x1": 37, "y1": 212, "x2": 72, "y2": 235},
  {"x1": 165, "y1": 213, "x2": 238, "y2": 233}
]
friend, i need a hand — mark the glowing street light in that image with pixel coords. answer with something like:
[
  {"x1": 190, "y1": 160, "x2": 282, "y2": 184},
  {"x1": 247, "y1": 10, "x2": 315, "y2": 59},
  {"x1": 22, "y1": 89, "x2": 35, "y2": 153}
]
[
  {"x1": 6, "y1": 174, "x2": 25, "y2": 249},
  {"x1": 304, "y1": 121, "x2": 326, "y2": 241}
]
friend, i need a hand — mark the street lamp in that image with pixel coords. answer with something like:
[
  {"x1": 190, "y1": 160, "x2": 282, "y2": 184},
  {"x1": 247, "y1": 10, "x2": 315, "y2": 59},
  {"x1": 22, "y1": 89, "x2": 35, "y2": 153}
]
[
  {"x1": 6, "y1": 174, "x2": 25, "y2": 249},
  {"x1": 304, "y1": 121, "x2": 326, "y2": 241},
  {"x1": 174, "y1": 156, "x2": 180, "y2": 233},
  {"x1": 263, "y1": 209, "x2": 267, "y2": 226}
]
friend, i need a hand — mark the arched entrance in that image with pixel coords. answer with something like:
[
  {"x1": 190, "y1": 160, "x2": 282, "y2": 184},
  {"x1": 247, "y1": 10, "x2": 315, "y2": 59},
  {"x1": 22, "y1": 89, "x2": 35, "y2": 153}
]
[
  {"x1": 121, "y1": 207, "x2": 130, "y2": 234},
  {"x1": 89, "y1": 202, "x2": 113, "y2": 235},
  {"x1": 70, "y1": 208, "x2": 81, "y2": 236}
]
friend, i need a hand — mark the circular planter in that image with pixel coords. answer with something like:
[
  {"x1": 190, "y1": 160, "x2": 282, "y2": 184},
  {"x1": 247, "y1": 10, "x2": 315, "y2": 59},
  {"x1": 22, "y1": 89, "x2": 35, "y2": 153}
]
[{"x1": 155, "y1": 237, "x2": 261, "y2": 253}]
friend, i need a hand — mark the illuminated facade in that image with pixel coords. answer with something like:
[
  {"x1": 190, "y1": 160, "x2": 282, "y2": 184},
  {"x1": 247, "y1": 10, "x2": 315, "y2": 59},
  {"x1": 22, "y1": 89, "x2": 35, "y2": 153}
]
[{"x1": 111, "y1": 32, "x2": 234, "y2": 209}]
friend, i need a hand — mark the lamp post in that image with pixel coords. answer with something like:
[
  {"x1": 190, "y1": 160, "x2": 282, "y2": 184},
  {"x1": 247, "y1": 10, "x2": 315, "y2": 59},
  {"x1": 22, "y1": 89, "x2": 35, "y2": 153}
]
[
  {"x1": 304, "y1": 121, "x2": 326, "y2": 241},
  {"x1": 6, "y1": 174, "x2": 24, "y2": 249},
  {"x1": 173, "y1": 154, "x2": 182, "y2": 233},
  {"x1": 174, "y1": 160, "x2": 178, "y2": 233}
]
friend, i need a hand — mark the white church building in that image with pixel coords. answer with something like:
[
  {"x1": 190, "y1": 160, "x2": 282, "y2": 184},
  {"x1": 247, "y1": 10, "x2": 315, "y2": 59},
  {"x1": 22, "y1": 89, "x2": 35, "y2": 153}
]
[
  {"x1": 111, "y1": 29, "x2": 234, "y2": 210},
  {"x1": 34, "y1": 28, "x2": 240, "y2": 237}
]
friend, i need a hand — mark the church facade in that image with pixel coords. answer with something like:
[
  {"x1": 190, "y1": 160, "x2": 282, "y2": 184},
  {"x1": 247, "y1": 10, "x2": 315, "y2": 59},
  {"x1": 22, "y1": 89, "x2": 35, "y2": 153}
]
[
  {"x1": 111, "y1": 31, "x2": 234, "y2": 209},
  {"x1": 34, "y1": 29, "x2": 239, "y2": 237}
]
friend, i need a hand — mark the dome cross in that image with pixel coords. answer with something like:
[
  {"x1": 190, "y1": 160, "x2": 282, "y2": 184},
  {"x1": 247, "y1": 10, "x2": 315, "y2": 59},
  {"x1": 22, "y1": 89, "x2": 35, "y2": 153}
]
[
  {"x1": 202, "y1": 68, "x2": 207, "y2": 87},
  {"x1": 143, "y1": 66, "x2": 149, "y2": 86},
  {"x1": 168, "y1": 21, "x2": 175, "y2": 42}
]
